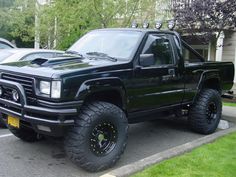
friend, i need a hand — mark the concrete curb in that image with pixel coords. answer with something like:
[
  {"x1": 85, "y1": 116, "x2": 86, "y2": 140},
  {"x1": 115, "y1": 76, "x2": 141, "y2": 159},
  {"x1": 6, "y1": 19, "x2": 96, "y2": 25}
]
[{"x1": 101, "y1": 126, "x2": 236, "y2": 177}]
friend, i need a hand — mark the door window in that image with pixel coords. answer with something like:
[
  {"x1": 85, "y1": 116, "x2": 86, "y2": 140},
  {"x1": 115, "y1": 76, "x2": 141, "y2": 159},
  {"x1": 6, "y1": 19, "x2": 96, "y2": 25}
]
[
  {"x1": 22, "y1": 52, "x2": 55, "y2": 61},
  {"x1": 142, "y1": 35, "x2": 174, "y2": 66},
  {"x1": 0, "y1": 42, "x2": 12, "y2": 49}
]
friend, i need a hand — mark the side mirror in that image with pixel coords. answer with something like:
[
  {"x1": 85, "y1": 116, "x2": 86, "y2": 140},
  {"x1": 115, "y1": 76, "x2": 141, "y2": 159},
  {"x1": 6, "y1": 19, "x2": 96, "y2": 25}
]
[{"x1": 139, "y1": 54, "x2": 155, "y2": 67}]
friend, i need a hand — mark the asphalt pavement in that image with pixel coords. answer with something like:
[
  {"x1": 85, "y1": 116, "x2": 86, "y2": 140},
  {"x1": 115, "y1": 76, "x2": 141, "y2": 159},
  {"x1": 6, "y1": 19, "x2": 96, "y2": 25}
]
[{"x1": 0, "y1": 106, "x2": 235, "y2": 177}]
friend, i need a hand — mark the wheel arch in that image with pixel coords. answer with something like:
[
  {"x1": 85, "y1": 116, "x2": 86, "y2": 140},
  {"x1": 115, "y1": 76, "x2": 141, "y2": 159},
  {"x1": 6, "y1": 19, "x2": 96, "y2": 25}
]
[
  {"x1": 201, "y1": 78, "x2": 221, "y2": 92},
  {"x1": 75, "y1": 77, "x2": 127, "y2": 112},
  {"x1": 193, "y1": 70, "x2": 222, "y2": 103}
]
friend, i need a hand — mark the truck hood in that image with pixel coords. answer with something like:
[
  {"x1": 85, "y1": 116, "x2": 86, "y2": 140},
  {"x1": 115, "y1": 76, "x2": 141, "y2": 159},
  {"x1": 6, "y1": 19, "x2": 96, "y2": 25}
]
[{"x1": 0, "y1": 56, "x2": 127, "y2": 78}]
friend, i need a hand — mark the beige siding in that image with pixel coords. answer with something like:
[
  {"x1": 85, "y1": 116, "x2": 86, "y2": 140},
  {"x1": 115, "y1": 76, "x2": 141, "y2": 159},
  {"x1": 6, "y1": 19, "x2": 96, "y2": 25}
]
[
  {"x1": 222, "y1": 32, "x2": 236, "y2": 63},
  {"x1": 210, "y1": 43, "x2": 216, "y2": 61}
]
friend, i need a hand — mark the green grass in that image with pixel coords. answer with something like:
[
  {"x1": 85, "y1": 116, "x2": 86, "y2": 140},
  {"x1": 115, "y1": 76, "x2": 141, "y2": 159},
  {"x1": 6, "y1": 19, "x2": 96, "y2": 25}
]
[
  {"x1": 223, "y1": 102, "x2": 236, "y2": 107},
  {"x1": 132, "y1": 132, "x2": 236, "y2": 177}
]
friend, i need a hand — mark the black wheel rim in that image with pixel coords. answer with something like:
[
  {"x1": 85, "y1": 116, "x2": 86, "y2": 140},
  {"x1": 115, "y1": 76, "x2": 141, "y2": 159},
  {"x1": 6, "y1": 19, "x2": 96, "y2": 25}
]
[
  {"x1": 206, "y1": 102, "x2": 217, "y2": 124},
  {"x1": 90, "y1": 122, "x2": 117, "y2": 156}
]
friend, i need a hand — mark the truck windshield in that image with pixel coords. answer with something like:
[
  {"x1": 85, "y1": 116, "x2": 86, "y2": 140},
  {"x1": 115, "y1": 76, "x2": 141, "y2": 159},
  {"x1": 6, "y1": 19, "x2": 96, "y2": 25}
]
[{"x1": 68, "y1": 31, "x2": 142, "y2": 60}]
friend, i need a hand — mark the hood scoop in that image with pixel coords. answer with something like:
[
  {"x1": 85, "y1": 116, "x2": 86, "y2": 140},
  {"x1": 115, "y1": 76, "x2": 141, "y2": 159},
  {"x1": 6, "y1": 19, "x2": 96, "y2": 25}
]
[
  {"x1": 30, "y1": 56, "x2": 83, "y2": 67},
  {"x1": 31, "y1": 58, "x2": 48, "y2": 65}
]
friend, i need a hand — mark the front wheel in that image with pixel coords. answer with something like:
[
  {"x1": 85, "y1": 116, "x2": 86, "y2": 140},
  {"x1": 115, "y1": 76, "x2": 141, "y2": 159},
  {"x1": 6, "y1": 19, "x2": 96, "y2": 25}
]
[
  {"x1": 64, "y1": 101, "x2": 128, "y2": 172},
  {"x1": 188, "y1": 89, "x2": 222, "y2": 134}
]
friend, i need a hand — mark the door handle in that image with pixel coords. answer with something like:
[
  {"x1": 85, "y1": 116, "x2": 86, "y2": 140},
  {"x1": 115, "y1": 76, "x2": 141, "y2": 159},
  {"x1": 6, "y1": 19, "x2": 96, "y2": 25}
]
[{"x1": 168, "y1": 69, "x2": 175, "y2": 77}]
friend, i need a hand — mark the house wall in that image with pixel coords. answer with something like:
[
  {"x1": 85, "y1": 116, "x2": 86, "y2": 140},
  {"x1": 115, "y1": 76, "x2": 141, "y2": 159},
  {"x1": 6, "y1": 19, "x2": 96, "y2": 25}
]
[
  {"x1": 222, "y1": 32, "x2": 236, "y2": 83},
  {"x1": 222, "y1": 32, "x2": 236, "y2": 63}
]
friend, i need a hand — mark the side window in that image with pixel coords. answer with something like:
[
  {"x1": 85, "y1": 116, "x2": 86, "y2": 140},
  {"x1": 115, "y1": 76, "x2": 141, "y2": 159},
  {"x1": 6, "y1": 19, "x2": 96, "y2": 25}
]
[
  {"x1": 40, "y1": 52, "x2": 54, "y2": 58},
  {"x1": 0, "y1": 42, "x2": 12, "y2": 49},
  {"x1": 55, "y1": 52, "x2": 64, "y2": 57},
  {"x1": 182, "y1": 45, "x2": 203, "y2": 63},
  {"x1": 142, "y1": 35, "x2": 174, "y2": 66},
  {"x1": 22, "y1": 53, "x2": 43, "y2": 61},
  {"x1": 22, "y1": 52, "x2": 54, "y2": 61}
]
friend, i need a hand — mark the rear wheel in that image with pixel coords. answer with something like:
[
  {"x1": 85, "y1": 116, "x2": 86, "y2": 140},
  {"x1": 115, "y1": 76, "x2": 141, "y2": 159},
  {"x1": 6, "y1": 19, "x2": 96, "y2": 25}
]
[
  {"x1": 65, "y1": 101, "x2": 128, "y2": 172},
  {"x1": 189, "y1": 89, "x2": 222, "y2": 134},
  {"x1": 8, "y1": 126, "x2": 42, "y2": 142}
]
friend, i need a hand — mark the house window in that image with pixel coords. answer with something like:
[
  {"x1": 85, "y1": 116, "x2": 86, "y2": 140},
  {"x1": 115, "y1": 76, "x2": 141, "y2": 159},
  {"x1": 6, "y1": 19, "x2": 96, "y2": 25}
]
[
  {"x1": 195, "y1": 49, "x2": 208, "y2": 59},
  {"x1": 182, "y1": 45, "x2": 204, "y2": 63}
]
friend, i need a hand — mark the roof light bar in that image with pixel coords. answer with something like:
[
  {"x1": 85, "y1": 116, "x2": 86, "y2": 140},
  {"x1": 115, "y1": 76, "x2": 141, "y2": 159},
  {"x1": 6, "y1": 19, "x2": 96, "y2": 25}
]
[{"x1": 130, "y1": 20, "x2": 176, "y2": 30}]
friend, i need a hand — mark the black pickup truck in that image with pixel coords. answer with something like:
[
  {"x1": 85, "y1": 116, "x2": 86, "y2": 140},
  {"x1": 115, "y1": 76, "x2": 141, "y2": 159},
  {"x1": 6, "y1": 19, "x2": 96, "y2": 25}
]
[{"x1": 0, "y1": 28, "x2": 234, "y2": 171}]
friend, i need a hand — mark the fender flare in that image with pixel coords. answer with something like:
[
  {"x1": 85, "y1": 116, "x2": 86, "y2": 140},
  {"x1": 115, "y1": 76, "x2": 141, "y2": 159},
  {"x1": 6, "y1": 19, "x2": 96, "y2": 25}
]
[
  {"x1": 75, "y1": 77, "x2": 127, "y2": 109},
  {"x1": 193, "y1": 69, "x2": 221, "y2": 102}
]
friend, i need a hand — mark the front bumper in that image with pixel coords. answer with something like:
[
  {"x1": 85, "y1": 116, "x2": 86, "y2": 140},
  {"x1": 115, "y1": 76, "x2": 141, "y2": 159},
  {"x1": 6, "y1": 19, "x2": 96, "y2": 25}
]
[{"x1": 0, "y1": 79, "x2": 81, "y2": 137}]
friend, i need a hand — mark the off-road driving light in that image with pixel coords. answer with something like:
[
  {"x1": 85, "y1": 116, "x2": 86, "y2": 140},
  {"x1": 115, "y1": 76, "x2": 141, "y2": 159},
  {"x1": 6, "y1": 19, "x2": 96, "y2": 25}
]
[
  {"x1": 155, "y1": 21, "x2": 162, "y2": 30},
  {"x1": 40, "y1": 81, "x2": 51, "y2": 95},
  {"x1": 143, "y1": 21, "x2": 149, "y2": 29},
  {"x1": 37, "y1": 125, "x2": 51, "y2": 132},
  {"x1": 0, "y1": 86, "x2": 2, "y2": 96},
  {"x1": 12, "y1": 90, "x2": 19, "y2": 101},
  {"x1": 51, "y1": 81, "x2": 61, "y2": 98},
  {"x1": 131, "y1": 21, "x2": 138, "y2": 28},
  {"x1": 168, "y1": 20, "x2": 175, "y2": 30}
]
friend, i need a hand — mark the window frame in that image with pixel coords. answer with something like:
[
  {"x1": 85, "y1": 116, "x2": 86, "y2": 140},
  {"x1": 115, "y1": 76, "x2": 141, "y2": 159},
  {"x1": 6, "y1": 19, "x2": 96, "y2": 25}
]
[{"x1": 138, "y1": 33, "x2": 177, "y2": 68}]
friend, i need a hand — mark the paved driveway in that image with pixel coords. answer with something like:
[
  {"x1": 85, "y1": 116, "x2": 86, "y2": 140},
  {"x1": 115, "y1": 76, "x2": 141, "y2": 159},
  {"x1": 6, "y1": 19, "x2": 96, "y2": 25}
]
[{"x1": 0, "y1": 106, "x2": 235, "y2": 177}]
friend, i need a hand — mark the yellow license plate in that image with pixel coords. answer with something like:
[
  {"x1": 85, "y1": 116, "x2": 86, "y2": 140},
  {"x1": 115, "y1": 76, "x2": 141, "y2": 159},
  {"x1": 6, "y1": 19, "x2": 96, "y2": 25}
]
[{"x1": 8, "y1": 116, "x2": 20, "y2": 128}]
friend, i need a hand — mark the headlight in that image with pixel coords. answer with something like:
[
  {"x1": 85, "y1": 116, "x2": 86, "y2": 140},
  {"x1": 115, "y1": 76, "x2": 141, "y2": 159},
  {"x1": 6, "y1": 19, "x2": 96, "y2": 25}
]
[
  {"x1": 51, "y1": 81, "x2": 61, "y2": 98},
  {"x1": 39, "y1": 81, "x2": 51, "y2": 95},
  {"x1": 39, "y1": 80, "x2": 61, "y2": 98}
]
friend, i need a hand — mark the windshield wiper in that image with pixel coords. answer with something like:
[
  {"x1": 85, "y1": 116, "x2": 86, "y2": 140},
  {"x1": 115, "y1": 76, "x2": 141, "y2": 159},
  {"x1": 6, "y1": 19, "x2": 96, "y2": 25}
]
[
  {"x1": 86, "y1": 52, "x2": 117, "y2": 62},
  {"x1": 65, "y1": 50, "x2": 84, "y2": 57}
]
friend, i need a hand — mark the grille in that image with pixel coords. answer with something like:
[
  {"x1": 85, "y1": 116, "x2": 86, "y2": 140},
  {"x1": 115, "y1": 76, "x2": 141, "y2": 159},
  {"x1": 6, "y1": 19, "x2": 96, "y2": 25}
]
[
  {"x1": 1, "y1": 87, "x2": 15, "y2": 101},
  {"x1": 1, "y1": 73, "x2": 35, "y2": 104}
]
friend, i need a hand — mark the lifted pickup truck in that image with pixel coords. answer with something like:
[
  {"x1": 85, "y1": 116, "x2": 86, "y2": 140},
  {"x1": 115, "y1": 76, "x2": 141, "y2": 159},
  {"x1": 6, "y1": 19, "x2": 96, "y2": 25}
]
[{"x1": 0, "y1": 28, "x2": 234, "y2": 172}]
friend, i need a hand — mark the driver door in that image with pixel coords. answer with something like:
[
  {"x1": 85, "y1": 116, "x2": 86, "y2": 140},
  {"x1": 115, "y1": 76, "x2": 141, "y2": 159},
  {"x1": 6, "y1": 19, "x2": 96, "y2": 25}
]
[{"x1": 128, "y1": 34, "x2": 185, "y2": 112}]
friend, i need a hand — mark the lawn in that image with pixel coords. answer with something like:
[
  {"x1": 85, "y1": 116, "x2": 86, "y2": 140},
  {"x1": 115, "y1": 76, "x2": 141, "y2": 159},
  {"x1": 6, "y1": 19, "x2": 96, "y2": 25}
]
[
  {"x1": 223, "y1": 102, "x2": 236, "y2": 107},
  {"x1": 132, "y1": 132, "x2": 236, "y2": 177}
]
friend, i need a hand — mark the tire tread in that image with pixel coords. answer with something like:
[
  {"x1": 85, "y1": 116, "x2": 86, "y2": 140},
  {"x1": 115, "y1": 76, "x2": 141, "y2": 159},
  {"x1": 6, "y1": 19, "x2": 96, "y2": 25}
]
[{"x1": 65, "y1": 101, "x2": 128, "y2": 172}]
